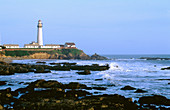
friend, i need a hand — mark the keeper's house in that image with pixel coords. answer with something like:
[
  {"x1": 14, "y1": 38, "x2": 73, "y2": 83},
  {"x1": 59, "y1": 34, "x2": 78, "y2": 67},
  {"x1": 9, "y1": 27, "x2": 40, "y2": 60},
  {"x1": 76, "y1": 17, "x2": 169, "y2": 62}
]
[
  {"x1": 64, "y1": 42, "x2": 76, "y2": 48},
  {"x1": 3, "y1": 44, "x2": 19, "y2": 48},
  {"x1": 24, "y1": 41, "x2": 39, "y2": 48},
  {"x1": 43, "y1": 44, "x2": 60, "y2": 48}
]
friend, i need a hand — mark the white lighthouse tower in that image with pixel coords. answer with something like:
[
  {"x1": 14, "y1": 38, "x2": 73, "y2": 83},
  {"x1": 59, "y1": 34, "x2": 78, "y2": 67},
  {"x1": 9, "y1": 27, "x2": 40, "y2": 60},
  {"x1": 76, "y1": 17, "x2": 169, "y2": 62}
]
[{"x1": 37, "y1": 20, "x2": 43, "y2": 46}]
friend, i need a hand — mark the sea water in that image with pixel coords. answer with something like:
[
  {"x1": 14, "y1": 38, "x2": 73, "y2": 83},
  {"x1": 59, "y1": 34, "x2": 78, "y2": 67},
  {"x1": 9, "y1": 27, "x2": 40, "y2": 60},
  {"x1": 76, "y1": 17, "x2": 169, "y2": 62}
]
[{"x1": 0, "y1": 55, "x2": 170, "y2": 101}]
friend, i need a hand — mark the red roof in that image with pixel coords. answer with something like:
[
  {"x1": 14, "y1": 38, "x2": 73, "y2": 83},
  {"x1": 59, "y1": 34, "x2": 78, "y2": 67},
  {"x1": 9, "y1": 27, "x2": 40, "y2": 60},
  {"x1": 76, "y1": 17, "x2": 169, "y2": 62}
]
[{"x1": 65, "y1": 43, "x2": 75, "y2": 45}]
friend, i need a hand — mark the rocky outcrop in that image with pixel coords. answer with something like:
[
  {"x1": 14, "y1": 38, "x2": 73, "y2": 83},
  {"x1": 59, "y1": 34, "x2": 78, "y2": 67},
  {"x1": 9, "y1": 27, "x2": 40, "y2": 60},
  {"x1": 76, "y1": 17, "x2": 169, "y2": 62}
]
[
  {"x1": 121, "y1": 86, "x2": 136, "y2": 90},
  {"x1": 138, "y1": 95, "x2": 170, "y2": 106},
  {"x1": 76, "y1": 70, "x2": 91, "y2": 75},
  {"x1": 0, "y1": 62, "x2": 110, "y2": 75},
  {"x1": 12, "y1": 80, "x2": 138, "y2": 110},
  {"x1": 91, "y1": 53, "x2": 108, "y2": 60}
]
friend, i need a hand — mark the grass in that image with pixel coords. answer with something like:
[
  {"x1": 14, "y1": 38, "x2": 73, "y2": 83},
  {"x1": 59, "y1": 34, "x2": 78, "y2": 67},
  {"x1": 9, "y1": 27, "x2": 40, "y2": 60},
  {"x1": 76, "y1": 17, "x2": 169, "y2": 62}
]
[{"x1": 5, "y1": 49, "x2": 83, "y2": 57}]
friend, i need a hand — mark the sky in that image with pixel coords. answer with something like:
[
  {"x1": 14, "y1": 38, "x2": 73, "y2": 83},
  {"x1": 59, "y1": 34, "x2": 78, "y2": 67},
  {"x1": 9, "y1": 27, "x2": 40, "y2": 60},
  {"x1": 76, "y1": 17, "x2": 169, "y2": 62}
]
[{"x1": 0, "y1": 0, "x2": 170, "y2": 54}]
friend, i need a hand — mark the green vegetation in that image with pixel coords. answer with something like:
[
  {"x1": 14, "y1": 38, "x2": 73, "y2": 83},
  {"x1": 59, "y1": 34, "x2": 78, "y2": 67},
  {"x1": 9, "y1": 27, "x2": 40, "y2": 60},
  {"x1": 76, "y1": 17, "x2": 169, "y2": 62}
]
[{"x1": 4, "y1": 49, "x2": 83, "y2": 57}]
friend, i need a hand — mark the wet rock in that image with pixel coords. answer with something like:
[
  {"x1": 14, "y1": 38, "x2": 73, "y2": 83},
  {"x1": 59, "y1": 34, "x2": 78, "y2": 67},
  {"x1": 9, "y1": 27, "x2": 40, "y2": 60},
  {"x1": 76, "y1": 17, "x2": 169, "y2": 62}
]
[
  {"x1": 161, "y1": 67, "x2": 170, "y2": 70},
  {"x1": 76, "y1": 70, "x2": 91, "y2": 75},
  {"x1": 8, "y1": 84, "x2": 14, "y2": 86},
  {"x1": 35, "y1": 66, "x2": 51, "y2": 73},
  {"x1": 36, "y1": 61, "x2": 46, "y2": 64},
  {"x1": 140, "y1": 57, "x2": 170, "y2": 60},
  {"x1": 14, "y1": 66, "x2": 29, "y2": 73},
  {"x1": 27, "y1": 79, "x2": 64, "y2": 89},
  {"x1": 95, "y1": 79, "x2": 103, "y2": 81},
  {"x1": 65, "y1": 82, "x2": 87, "y2": 89},
  {"x1": 0, "y1": 81, "x2": 6, "y2": 86},
  {"x1": 134, "y1": 89, "x2": 147, "y2": 93},
  {"x1": 28, "y1": 68, "x2": 35, "y2": 72},
  {"x1": 13, "y1": 94, "x2": 138, "y2": 110},
  {"x1": 157, "y1": 79, "x2": 170, "y2": 81},
  {"x1": 0, "y1": 88, "x2": 15, "y2": 105},
  {"x1": 66, "y1": 90, "x2": 92, "y2": 98},
  {"x1": 138, "y1": 95, "x2": 170, "y2": 106},
  {"x1": 52, "y1": 66, "x2": 70, "y2": 71},
  {"x1": 71, "y1": 64, "x2": 109, "y2": 71},
  {"x1": 121, "y1": 86, "x2": 136, "y2": 90},
  {"x1": 49, "y1": 62, "x2": 59, "y2": 65}
]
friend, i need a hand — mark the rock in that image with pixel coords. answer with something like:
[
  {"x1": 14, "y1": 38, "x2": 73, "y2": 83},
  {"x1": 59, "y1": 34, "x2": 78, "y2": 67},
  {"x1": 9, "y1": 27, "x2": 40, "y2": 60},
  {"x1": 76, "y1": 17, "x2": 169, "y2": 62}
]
[
  {"x1": 91, "y1": 53, "x2": 108, "y2": 60},
  {"x1": 76, "y1": 70, "x2": 91, "y2": 75},
  {"x1": 36, "y1": 61, "x2": 46, "y2": 64},
  {"x1": 27, "y1": 79, "x2": 64, "y2": 89},
  {"x1": 58, "y1": 54, "x2": 67, "y2": 59},
  {"x1": 157, "y1": 79, "x2": 170, "y2": 81},
  {"x1": 161, "y1": 67, "x2": 170, "y2": 70},
  {"x1": 35, "y1": 66, "x2": 51, "y2": 73},
  {"x1": 121, "y1": 86, "x2": 136, "y2": 90},
  {"x1": 77, "y1": 53, "x2": 91, "y2": 60},
  {"x1": 140, "y1": 57, "x2": 170, "y2": 60},
  {"x1": 66, "y1": 90, "x2": 92, "y2": 98},
  {"x1": 0, "y1": 81, "x2": 6, "y2": 86},
  {"x1": 65, "y1": 82, "x2": 87, "y2": 89},
  {"x1": 0, "y1": 88, "x2": 14, "y2": 105},
  {"x1": 138, "y1": 95, "x2": 170, "y2": 106},
  {"x1": 0, "y1": 104, "x2": 3, "y2": 110},
  {"x1": 95, "y1": 79, "x2": 103, "y2": 81},
  {"x1": 134, "y1": 89, "x2": 147, "y2": 93}
]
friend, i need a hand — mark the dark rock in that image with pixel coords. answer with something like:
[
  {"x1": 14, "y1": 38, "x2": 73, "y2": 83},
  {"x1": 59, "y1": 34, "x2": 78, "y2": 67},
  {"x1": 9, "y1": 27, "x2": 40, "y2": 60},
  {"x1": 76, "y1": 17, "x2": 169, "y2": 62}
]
[
  {"x1": 0, "y1": 88, "x2": 15, "y2": 105},
  {"x1": 27, "y1": 79, "x2": 64, "y2": 89},
  {"x1": 8, "y1": 84, "x2": 14, "y2": 86},
  {"x1": 121, "y1": 86, "x2": 136, "y2": 90},
  {"x1": 0, "y1": 81, "x2": 6, "y2": 86},
  {"x1": 91, "y1": 53, "x2": 108, "y2": 60},
  {"x1": 66, "y1": 90, "x2": 92, "y2": 98},
  {"x1": 35, "y1": 66, "x2": 51, "y2": 73},
  {"x1": 65, "y1": 82, "x2": 87, "y2": 89},
  {"x1": 157, "y1": 79, "x2": 170, "y2": 81},
  {"x1": 28, "y1": 68, "x2": 35, "y2": 72},
  {"x1": 161, "y1": 67, "x2": 170, "y2": 70},
  {"x1": 134, "y1": 89, "x2": 147, "y2": 93},
  {"x1": 138, "y1": 95, "x2": 170, "y2": 106},
  {"x1": 76, "y1": 70, "x2": 91, "y2": 75},
  {"x1": 95, "y1": 79, "x2": 103, "y2": 81},
  {"x1": 140, "y1": 57, "x2": 170, "y2": 60},
  {"x1": 18, "y1": 82, "x2": 24, "y2": 84},
  {"x1": 36, "y1": 61, "x2": 46, "y2": 64},
  {"x1": 14, "y1": 65, "x2": 29, "y2": 73}
]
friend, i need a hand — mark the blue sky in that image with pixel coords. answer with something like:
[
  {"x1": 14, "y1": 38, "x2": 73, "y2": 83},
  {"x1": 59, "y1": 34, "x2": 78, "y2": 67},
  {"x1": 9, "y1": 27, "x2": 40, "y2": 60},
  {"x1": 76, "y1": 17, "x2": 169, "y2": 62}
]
[{"x1": 0, "y1": 0, "x2": 170, "y2": 54}]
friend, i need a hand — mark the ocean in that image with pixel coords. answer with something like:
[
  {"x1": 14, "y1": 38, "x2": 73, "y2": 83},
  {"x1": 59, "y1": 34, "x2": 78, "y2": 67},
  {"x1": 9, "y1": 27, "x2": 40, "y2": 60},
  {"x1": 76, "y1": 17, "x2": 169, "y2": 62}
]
[{"x1": 0, "y1": 55, "x2": 170, "y2": 101}]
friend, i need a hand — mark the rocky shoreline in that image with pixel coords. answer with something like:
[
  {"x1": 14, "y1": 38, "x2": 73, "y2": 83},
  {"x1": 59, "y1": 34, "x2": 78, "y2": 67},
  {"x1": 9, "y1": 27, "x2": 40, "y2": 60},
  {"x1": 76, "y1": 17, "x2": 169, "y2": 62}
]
[
  {"x1": 0, "y1": 79, "x2": 169, "y2": 110},
  {"x1": 0, "y1": 61, "x2": 169, "y2": 109}
]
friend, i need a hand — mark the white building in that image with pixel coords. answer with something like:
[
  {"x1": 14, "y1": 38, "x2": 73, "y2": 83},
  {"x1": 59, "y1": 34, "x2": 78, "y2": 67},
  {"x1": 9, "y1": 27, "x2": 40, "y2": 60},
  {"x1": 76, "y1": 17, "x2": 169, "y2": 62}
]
[
  {"x1": 43, "y1": 44, "x2": 60, "y2": 48},
  {"x1": 64, "y1": 42, "x2": 76, "y2": 48},
  {"x1": 24, "y1": 41, "x2": 39, "y2": 48},
  {"x1": 3, "y1": 44, "x2": 19, "y2": 48}
]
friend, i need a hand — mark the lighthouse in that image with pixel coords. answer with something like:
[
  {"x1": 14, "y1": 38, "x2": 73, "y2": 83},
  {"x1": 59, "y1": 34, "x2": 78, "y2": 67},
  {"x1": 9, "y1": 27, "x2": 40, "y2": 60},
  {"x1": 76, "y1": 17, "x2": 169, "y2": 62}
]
[{"x1": 37, "y1": 20, "x2": 43, "y2": 46}]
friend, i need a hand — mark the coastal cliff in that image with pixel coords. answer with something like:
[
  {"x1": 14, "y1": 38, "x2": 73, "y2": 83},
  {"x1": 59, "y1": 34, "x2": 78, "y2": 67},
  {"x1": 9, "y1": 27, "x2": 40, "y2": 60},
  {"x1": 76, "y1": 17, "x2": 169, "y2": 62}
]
[{"x1": 0, "y1": 48, "x2": 108, "y2": 61}]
